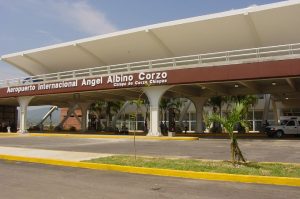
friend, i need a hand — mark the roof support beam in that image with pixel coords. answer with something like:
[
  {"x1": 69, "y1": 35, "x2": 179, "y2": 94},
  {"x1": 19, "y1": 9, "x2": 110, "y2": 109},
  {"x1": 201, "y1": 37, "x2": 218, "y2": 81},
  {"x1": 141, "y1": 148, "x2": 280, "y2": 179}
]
[
  {"x1": 123, "y1": 88, "x2": 144, "y2": 94},
  {"x1": 110, "y1": 89, "x2": 154, "y2": 100},
  {"x1": 238, "y1": 81, "x2": 261, "y2": 93},
  {"x1": 286, "y1": 78, "x2": 297, "y2": 91},
  {"x1": 243, "y1": 12, "x2": 261, "y2": 46},
  {"x1": 78, "y1": 93, "x2": 125, "y2": 101},
  {"x1": 1, "y1": 57, "x2": 43, "y2": 75},
  {"x1": 195, "y1": 88, "x2": 215, "y2": 97},
  {"x1": 163, "y1": 91, "x2": 177, "y2": 99},
  {"x1": 202, "y1": 84, "x2": 229, "y2": 96},
  {"x1": 22, "y1": 54, "x2": 53, "y2": 73},
  {"x1": 96, "y1": 91, "x2": 128, "y2": 101},
  {"x1": 113, "y1": 88, "x2": 145, "y2": 98},
  {"x1": 145, "y1": 29, "x2": 174, "y2": 57},
  {"x1": 170, "y1": 86, "x2": 201, "y2": 97},
  {"x1": 105, "y1": 90, "x2": 141, "y2": 99},
  {"x1": 73, "y1": 44, "x2": 107, "y2": 65}
]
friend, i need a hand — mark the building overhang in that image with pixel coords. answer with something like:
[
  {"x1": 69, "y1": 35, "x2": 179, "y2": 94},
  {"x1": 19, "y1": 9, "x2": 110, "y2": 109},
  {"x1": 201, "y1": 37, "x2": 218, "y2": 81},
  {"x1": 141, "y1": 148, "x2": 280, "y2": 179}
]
[{"x1": 1, "y1": 0, "x2": 300, "y2": 75}]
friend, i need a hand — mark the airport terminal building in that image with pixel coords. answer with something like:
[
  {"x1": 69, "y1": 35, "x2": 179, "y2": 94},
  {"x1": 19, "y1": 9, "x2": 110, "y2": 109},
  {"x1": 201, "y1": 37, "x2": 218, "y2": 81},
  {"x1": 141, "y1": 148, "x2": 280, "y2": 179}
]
[{"x1": 1, "y1": 1, "x2": 300, "y2": 135}]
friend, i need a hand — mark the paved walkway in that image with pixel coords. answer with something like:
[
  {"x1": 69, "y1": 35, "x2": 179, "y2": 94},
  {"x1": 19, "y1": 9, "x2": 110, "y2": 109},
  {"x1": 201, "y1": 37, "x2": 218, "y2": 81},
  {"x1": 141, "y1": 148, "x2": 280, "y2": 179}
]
[
  {"x1": 0, "y1": 146, "x2": 112, "y2": 161},
  {"x1": 0, "y1": 135, "x2": 299, "y2": 163}
]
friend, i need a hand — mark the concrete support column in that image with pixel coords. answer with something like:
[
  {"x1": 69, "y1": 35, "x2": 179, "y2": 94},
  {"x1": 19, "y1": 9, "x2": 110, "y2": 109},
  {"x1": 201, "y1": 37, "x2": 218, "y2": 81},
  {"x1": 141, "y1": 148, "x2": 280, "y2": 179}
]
[
  {"x1": 191, "y1": 97, "x2": 207, "y2": 133},
  {"x1": 278, "y1": 108, "x2": 283, "y2": 121},
  {"x1": 272, "y1": 100, "x2": 282, "y2": 125},
  {"x1": 17, "y1": 96, "x2": 34, "y2": 133},
  {"x1": 262, "y1": 94, "x2": 271, "y2": 124},
  {"x1": 79, "y1": 102, "x2": 92, "y2": 132},
  {"x1": 188, "y1": 112, "x2": 192, "y2": 131},
  {"x1": 252, "y1": 107, "x2": 256, "y2": 131},
  {"x1": 178, "y1": 100, "x2": 192, "y2": 128},
  {"x1": 272, "y1": 100, "x2": 278, "y2": 125},
  {"x1": 143, "y1": 86, "x2": 171, "y2": 136}
]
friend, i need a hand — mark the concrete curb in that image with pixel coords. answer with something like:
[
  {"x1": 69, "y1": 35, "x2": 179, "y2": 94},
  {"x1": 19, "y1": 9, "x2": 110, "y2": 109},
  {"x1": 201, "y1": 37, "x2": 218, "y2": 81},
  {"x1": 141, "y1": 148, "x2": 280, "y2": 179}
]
[
  {"x1": 198, "y1": 133, "x2": 265, "y2": 137},
  {"x1": 23, "y1": 133, "x2": 199, "y2": 141},
  {"x1": 0, "y1": 154, "x2": 299, "y2": 187},
  {"x1": 0, "y1": 133, "x2": 20, "y2": 137}
]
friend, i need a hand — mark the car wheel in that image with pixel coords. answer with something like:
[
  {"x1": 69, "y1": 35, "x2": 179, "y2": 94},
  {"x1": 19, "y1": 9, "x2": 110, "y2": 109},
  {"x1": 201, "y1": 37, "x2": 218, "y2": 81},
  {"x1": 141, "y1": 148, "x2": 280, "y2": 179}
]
[{"x1": 276, "y1": 130, "x2": 283, "y2": 138}]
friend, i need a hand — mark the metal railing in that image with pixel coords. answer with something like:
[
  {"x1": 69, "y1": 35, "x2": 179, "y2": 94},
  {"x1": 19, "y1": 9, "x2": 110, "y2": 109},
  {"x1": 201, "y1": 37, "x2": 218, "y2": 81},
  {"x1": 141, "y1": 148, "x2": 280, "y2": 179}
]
[{"x1": 1, "y1": 43, "x2": 300, "y2": 88}]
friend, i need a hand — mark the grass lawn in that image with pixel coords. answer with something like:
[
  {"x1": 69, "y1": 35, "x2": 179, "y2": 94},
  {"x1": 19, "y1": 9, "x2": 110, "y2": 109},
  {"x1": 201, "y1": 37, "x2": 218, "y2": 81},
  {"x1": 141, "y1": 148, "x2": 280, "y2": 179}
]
[{"x1": 85, "y1": 156, "x2": 300, "y2": 178}]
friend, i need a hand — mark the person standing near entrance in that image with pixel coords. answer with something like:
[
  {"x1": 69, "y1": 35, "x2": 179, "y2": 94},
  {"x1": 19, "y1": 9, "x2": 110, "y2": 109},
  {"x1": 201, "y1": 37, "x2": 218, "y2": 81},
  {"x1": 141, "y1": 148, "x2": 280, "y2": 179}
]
[
  {"x1": 7, "y1": 121, "x2": 11, "y2": 133},
  {"x1": 7, "y1": 125, "x2": 11, "y2": 133}
]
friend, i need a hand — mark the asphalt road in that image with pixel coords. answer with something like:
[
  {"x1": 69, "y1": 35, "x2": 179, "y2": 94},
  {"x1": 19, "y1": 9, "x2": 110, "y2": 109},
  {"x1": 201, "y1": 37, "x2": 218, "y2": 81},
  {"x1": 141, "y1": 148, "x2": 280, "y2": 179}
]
[
  {"x1": 0, "y1": 136, "x2": 299, "y2": 162},
  {"x1": 0, "y1": 160, "x2": 299, "y2": 199}
]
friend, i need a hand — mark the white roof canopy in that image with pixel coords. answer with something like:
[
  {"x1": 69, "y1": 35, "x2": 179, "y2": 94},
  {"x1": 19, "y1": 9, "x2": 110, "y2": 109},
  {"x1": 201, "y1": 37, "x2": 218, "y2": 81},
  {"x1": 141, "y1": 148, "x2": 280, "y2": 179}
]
[{"x1": 2, "y1": 0, "x2": 300, "y2": 75}]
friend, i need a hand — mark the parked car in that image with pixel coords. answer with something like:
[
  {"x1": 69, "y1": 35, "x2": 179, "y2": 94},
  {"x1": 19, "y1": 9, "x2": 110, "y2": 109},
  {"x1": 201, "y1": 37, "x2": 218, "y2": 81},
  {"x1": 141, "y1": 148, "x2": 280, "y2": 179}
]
[{"x1": 265, "y1": 116, "x2": 300, "y2": 138}]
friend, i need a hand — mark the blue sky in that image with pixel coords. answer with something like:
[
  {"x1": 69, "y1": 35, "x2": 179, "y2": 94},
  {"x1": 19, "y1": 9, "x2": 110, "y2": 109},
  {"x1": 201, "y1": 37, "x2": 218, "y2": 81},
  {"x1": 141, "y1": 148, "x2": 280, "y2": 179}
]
[{"x1": 0, "y1": 0, "x2": 282, "y2": 79}]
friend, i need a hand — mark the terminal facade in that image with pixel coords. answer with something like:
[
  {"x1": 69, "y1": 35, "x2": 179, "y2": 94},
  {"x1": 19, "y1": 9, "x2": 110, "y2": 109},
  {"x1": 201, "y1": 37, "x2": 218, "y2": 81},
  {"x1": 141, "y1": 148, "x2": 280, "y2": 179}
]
[
  {"x1": 0, "y1": 1, "x2": 300, "y2": 135},
  {"x1": 59, "y1": 95, "x2": 300, "y2": 133}
]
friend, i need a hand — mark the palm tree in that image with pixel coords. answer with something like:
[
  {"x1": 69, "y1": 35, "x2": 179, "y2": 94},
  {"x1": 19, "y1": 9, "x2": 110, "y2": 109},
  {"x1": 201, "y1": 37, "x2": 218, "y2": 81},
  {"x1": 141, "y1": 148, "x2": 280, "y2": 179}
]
[
  {"x1": 89, "y1": 101, "x2": 123, "y2": 131},
  {"x1": 89, "y1": 101, "x2": 105, "y2": 130},
  {"x1": 209, "y1": 103, "x2": 248, "y2": 164},
  {"x1": 168, "y1": 98, "x2": 185, "y2": 132},
  {"x1": 128, "y1": 98, "x2": 150, "y2": 132},
  {"x1": 159, "y1": 98, "x2": 170, "y2": 124},
  {"x1": 227, "y1": 95, "x2": 258, "y2": 132},
  {"x1": 208, "y1": 96, "x2": 223, "y2": 114},
  {"x1": 169, "y1": 98, "x2": 184, "y2": 117},
  {"x1": 143, "y1": 98, "x2": 150, "y2": 133},
  {"x1": 103, "y1": 101, "x2": 123, "y2": 129},
  {"x1": 206, "y1": 96, "x2": 226, "y2": 133},
  {"x1": 159, "y1": 98, "x2": 185, "y2": 132},
  {"x1": 228, "y1": 95, "x2": 258, "y2": 109}
]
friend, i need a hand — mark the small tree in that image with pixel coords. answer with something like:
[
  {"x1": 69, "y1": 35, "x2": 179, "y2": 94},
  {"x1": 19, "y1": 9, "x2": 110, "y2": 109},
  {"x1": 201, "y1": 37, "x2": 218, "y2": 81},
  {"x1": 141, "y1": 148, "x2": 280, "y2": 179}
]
[
  {"x1": 129, "y1": 88, "x2": 147, "y2": 161},
  {"x1": 130, "y1": 98, "x2": 143, "y2": 161},
  {"x1": 209, "y1": 103, "x2": 247, "y2": 164}
]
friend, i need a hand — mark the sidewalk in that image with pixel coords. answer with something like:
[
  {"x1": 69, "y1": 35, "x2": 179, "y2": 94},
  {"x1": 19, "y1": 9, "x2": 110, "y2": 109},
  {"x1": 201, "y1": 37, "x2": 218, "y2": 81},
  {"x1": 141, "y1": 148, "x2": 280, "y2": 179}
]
[{"x1": 0, "y1": 146, "x2": 112, "y2": 161}]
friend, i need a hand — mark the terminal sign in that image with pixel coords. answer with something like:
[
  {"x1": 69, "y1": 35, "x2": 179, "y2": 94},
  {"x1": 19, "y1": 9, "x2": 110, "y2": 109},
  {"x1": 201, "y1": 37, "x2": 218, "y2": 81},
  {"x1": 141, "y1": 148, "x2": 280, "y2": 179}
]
[
  {"x1": 6, "y1": 71, "x2": 168, "y2": 94},
  {"x1": 107, "y1": 71, "x2": 168, "y2": 87}
]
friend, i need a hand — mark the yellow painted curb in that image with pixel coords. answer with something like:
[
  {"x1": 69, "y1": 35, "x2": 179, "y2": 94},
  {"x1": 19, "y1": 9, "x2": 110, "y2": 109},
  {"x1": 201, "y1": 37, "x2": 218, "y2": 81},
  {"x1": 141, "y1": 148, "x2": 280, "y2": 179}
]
[
  {"x1": 0, "y1": 154, "x2": 299, "y2": 187},
  {"x1": 0, "y1": 133, "x2": 20, "y2": 138},
  {"x1": 27, "y1": 133, "x2": 198, "y2": 141},
  {"x1": 198, "y1": 133, "x2": 265, "y2": 137}
]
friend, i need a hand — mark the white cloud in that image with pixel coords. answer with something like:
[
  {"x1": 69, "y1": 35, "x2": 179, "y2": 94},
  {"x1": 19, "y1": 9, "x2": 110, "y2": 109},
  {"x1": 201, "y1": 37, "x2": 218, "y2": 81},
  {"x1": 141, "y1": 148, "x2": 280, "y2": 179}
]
[
  {"x1": 0, "y1": 63, "x2": 27, "y2": 79},
  {"x1": 0, "y1": 0, "x2": 118, "y2": 36},
  {"x1": 36, "y1": 30, "x2": 63, "y2": 44},
  {"x1": 50, "y1": 1, "x2": 118, "y2": 35}
]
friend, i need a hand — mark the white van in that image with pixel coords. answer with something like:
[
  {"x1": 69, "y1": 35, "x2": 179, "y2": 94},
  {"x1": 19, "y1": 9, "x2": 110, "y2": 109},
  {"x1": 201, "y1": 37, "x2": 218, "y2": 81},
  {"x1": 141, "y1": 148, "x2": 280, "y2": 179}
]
[{"x1": 265, "y1": 116, "x2": 300, "y2": 138}]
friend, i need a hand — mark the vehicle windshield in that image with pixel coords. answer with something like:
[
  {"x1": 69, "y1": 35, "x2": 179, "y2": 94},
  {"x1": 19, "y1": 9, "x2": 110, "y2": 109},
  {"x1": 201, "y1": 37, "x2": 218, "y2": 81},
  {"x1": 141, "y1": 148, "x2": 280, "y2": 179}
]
[{"x1": 280, "y1": 120, "x2": 288, "y2": 125}]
